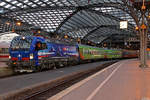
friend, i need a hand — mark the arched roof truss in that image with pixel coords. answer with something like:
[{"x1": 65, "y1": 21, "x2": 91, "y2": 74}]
[{"x1": 0, "y1": 0, "x2": 137, "y2": 44}]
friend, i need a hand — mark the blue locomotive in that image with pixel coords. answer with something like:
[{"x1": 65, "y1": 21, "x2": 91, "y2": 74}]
[
  {"x1": 8, "y1": 36, "x2": 138, "y2": 72},
  {"x1": 9, "y1": 36, "x2": 79, "y2": 72}
]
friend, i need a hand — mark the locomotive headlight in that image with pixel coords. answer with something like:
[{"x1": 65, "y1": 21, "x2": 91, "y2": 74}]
[
  {"x1": 30, "y1": 54, "x2": 34, "y2": 59},
  {"x1": 9, "y1": 56, "x2": 11, "y2": 59}
]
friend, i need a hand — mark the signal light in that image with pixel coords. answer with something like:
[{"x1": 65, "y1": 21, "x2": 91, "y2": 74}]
[{"x1": 141, "y1": 24, "x2": 146, "y2": 29}]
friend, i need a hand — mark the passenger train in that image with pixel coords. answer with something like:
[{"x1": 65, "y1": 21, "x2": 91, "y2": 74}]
[
  {"x1": 8, "y1": 36, "x2": 138, "y2": 72},
  {"x1": 0, "y1": 47, "x2": 9, "y2": 62},
  {"x1": 0, "y1": 32, "x2": 19, "y2": 61}
]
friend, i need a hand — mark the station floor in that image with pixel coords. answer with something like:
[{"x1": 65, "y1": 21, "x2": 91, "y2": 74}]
[
  {"x1": 0, "y1": 61, "x2": 8, "y2": 68},
  {"x1": 0, "y1": 62, "x2": 13, "y2": 77},
  {"x1": 48, "y1": 59, "x2": 150, "y2": 100}
]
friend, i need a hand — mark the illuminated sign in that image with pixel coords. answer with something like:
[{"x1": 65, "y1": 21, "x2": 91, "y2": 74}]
[{"x1": 120, "y1": 21, "x2": 128, "y2": 29}]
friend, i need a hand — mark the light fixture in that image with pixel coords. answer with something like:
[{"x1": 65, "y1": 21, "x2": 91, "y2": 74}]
[
  {"x1": 135, "y1": 26, "x2": 139, "y2": 30},
  {"x1": 120, "y1": 21, "x2": 128, "y2": 29},
  {"x1": 16, "y1": 21, "x2": 21, "y2": 26},
  {"x1": 141, "y1": 0, "x2": 146, "y2": 10},
  {"x1": 64, "y1": 35, "x2": 68, "y2": 39},
  {"x1": 148, "y1": 15, "x2": 150, "y2": 19},
  {"x1": 141, "y1": 24, "x2": 146, "y2": 29},
  {"x1": 141, "y1": 5, "x2": 146, "y2": 10},
  {"x1": 6, "y1": 22, "x2": 10, "y2": 25},
  {"x1": 22, "y1": 37, "x2": 25, "y2": 40},
  {"x1": 37, "y1": 30, "x2": 41, "y2": 33}
]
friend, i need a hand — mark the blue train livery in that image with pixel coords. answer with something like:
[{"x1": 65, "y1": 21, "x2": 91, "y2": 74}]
[
  {"x1": 9, "y1": 36, "x2": 79, "y2": 72},
  {"x1": 8, "y1": 36, "x2": 138, "y2": 72}
]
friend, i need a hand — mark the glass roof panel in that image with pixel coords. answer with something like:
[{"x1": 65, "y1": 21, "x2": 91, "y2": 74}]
[
  {"x1": 11, "y1": 1, "x2": 18, "y2": 4},
  {"x1": 5, "y1": 4, "x2": 11, "y2": 8},
  {"x1": 5, "y1": 9, "x2": 75, "y2": 32},
  {"x1": 17, "y1": 3, "x2": 22, "y2": 6},
  {"x1": 5, "y1": 0, "x2": 12, "y2": 2},
  {"x1": 34, "y1": 0, "x2": 39, "y2": 2},
  {"x1": 0, "y1": 2, "x2": 6, "y2": 6},
  {"x1": 24, "y1": 0, "x2": 29, "y2": 3}
]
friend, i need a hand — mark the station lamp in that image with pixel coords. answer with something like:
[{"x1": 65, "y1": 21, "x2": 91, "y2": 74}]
[
  {"x1": 64, "y1": 35, "x2": 68, "y2": 39},
  {"x1": 16, "y1": 21, "x2": 21, "y2": 26},
  {"x1": 148, "y1": 13, "x2": 150, "y2": 19},
  {"x1": 135, "y1": 26, "x2": 139, "y2": 30},
  {"x1": 6, "y1": 22, "x2": 10, "y2": 25},
  {"x1": 37, "y1": 30, "x2": 41, "y2": 33},
  {"x1": 148, "y1": 15, "x2": 150, "y2": 19},
  {"x1": 120, "y1": 21, "x2": 128, "y2": 29},
  {"x1": 104, "y1": 43, "x2": 107, "y2": 47},
  {"x1": 141, "y1": 5, "x2": 146, "y2": 10}
]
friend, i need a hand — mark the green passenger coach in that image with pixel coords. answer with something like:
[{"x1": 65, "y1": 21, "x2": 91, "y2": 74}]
[{"x1": 78, "y1": 44, "x2": 122, "y2": 60}]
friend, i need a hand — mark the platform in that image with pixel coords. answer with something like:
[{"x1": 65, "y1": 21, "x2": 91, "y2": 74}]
[
  {"x1": 0, "y1": 62, "x2": 13, "y2": 77},
  {"x1": 48, "y1": 59, "x2": 150, "y2": 100},
  {"x1": 0, "y1": 61, "x2": 114, "y2": 100}
]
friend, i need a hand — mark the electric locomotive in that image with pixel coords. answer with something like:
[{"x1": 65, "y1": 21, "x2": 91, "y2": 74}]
[{"x1": 9, "y1": 36, "x2": 79, "y2": 72}]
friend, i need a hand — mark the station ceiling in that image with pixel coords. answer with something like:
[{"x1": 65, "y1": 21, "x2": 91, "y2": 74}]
[{"x1": 0, "y1": 0, "x2": 138, "y2": 44}]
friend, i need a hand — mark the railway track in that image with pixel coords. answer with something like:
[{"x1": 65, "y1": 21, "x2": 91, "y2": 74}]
[
  {"x1": 0, "y1": 59, "x2": 114, "y2": 79},
  {"x1": 22, "y1": 61, "x2": 116, "y2": 100}
]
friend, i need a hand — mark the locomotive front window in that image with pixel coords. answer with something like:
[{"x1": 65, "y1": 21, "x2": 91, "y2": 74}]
[{"x1": 11, "y1": 37, "x2": 33, "y2": 50}]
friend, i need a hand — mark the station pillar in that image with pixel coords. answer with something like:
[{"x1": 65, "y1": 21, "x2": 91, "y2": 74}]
[
  {"x1": 139, "y1": 27, "x2": 148, "y2": 67},
  {"x1": 139, "y1": 12, "x2": 148, "y2": 68}
]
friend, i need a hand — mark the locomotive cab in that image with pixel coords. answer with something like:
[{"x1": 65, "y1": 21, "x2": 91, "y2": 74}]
[
  {"x1": 35, "y1": 41, "x2": 47, "y2": 51},
  {"x1": 9, "y1": 36, "x2": 48, "y2": 72}
]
